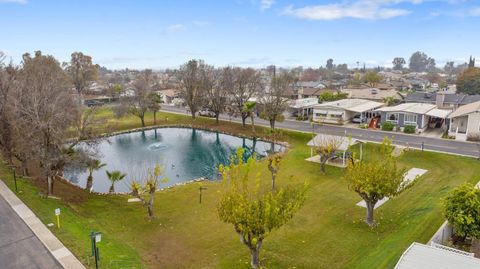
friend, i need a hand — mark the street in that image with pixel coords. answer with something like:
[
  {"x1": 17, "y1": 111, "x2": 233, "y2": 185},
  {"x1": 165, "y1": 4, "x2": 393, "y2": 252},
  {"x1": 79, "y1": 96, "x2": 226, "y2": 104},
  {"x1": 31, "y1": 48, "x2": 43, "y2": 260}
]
[
  {"x1": 0, "y1": 195, "x2": 62, "y2": 269},
  {"x1": 160, "y1": 105, "x2": 480, "y2": 158}
]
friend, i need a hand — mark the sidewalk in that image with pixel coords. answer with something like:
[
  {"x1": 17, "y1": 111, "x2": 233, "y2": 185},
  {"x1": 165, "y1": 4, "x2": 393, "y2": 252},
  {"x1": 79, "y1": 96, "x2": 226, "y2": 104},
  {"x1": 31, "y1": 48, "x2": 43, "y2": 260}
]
[{"x1": 0, "y1": 180, "x2": 85, "y2": 269}]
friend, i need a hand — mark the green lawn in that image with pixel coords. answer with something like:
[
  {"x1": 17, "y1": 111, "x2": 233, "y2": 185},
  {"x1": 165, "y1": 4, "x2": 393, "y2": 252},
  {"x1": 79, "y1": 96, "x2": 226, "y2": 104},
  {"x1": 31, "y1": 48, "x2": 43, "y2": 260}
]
[{"x1": 1, "y1": 107, "x2": 479, "y2": 269}]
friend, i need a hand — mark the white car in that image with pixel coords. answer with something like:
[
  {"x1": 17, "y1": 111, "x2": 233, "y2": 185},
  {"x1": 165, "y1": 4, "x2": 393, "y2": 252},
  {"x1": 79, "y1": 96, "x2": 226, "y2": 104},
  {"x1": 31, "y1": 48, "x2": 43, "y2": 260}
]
[
  {"x1": 199, "y1": 109, "x2": 216, "y2": 117},
  {"x1": 352, "y1": 114, "x2": 363, "y2": 123}
]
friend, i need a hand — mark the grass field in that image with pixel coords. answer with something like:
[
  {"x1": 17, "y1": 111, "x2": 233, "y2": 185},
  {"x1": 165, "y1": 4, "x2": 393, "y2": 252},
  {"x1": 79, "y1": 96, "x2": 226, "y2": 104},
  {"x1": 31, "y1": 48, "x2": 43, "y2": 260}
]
[{"x1": 1, "y1": 107, "x2": 479, "y2": 269}]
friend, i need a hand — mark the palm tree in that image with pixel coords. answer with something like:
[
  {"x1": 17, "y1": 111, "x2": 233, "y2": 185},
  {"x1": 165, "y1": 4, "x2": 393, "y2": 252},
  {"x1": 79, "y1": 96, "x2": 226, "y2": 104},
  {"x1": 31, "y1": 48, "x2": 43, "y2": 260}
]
[
  {"x1": 242, "y1": 101, "x2": 257, "y2": 132},
  {"x1": 85, "y1": 159, "x2": 106, "y2": 192},
  {"x1": 106, "y1": 170, "x2": 126, "y2": 193}
]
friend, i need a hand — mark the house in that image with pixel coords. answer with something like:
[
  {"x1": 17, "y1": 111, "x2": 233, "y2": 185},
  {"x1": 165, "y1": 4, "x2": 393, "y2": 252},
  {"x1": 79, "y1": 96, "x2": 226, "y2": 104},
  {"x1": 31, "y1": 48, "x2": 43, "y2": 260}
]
[
  {"x1": 156, "y1": 89, "x2": 178, "y2": 104},
  {"x1": 395, "y1": 242, "x2": 480, "y2": 269},
  {"x1": 376, "y1": 103, "x2": 451, "y2": 132},
  {"x1": 448, "y1": 100, "x2": 480, "y2": 141},
  {"x1": 405, "y1": 92, "x2": 480, "y2": 110},
  {"x1": 286, "y1": 97, "x2": 319, "y2": 118},
  {"x1": 341, "y1": 88, "x2": 403, "y2": 102},
  {"x1": 288, "y1": 81, "x2": 331, "y2": 99},
  {"x1": 312, "y1": 99, "x2": 383, "y2": 124}
]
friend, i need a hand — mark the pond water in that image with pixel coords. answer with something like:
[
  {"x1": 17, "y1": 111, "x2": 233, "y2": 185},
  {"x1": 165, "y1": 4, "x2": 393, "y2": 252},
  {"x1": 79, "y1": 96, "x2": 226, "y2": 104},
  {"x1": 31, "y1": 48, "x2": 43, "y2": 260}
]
[{"x1": 64, "y1": 127, "x2": 284, "y2": 193}]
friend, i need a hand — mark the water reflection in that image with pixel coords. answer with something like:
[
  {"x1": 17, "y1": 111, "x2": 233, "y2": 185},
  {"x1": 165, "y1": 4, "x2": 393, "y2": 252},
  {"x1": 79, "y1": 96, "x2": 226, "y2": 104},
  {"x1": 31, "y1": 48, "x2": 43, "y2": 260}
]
[{"x1": 64, "y1": 128, "x2": 284, "y2": 193}]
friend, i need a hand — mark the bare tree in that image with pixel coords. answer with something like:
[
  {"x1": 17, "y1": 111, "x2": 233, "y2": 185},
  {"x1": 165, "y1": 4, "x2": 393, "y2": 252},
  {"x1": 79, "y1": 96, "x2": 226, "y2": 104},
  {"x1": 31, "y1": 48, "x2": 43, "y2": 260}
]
[
  {"x1": 130, "y1": 165, "x2": 167, "y2": 220},
  {"x1": 207, "y1": 67, "x2": 229, "y2": 123},
  {"x1": 12, "y1": 51, "x2": 79, "y2": 195},
  {"x1": 260, "y1": 69, "x2": 295, "y2": 130},
  {"x1": 0, "y1": 53, "x2": 18, "y2": 164},
  {"x1": 177, "y1": 60, "x2": 210, "y2": 119},
  {"x1": 65, "y1": 52, "x2": 98, "y2": 104},
  {"x1": 119, "y1": 69, "x2": 156, "y2": 127},
  {"x1": 267, "y1": 154, "x2": 282, "y2": 191},
  {"x1": 228, "y1": 68, "x2": 262, "y2": 127}
]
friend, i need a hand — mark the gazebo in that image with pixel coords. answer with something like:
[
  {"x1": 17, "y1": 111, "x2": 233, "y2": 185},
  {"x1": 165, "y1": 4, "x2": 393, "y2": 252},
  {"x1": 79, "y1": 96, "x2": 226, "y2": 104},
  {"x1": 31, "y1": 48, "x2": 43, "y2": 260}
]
[{"x1": 306, "y1": 134, "x2": 364, "y2": 167}]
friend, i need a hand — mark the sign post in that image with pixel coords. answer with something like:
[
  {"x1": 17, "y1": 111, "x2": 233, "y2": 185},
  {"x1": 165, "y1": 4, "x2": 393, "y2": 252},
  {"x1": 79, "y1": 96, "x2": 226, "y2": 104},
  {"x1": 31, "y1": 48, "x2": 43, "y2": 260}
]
[
  {"x1": 90, "y1": 231, "x2": 102, "y2": 269},
  {"x1": 199, "y1": 186, "x2": 207, "y2": 204},
  {"x1": 55, "y1": 208, "x2": 60, "y2": 228}
]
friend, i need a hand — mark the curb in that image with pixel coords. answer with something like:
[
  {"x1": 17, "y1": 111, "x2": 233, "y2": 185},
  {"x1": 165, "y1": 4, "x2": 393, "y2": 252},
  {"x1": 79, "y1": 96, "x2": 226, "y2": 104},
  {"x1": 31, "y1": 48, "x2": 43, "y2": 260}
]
[{"x1": 0, "y1": 180, "x2": 86, "y2": 269}]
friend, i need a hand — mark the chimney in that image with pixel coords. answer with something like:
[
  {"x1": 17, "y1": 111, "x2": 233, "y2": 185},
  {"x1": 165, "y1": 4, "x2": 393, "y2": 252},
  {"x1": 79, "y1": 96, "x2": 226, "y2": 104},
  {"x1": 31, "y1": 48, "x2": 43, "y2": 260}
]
[{"x1": 436, "y1": 92, "x2": 445, "y2": 108}]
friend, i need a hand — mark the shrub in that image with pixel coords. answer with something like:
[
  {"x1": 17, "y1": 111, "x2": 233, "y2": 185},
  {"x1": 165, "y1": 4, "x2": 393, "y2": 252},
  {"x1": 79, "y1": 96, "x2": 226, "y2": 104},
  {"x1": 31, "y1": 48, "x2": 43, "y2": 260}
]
[
  {"x1": 359, "y1": 124, "x2": 368, "y2": 129},
  {"x1": 403, "y1": 125, "x2": 416, "y2": 134},
  {"x1": 381, "y1": 121, "x2": 395, "y2": 131},
  {"x1": 443, "y1": 183, "x2": 480, "y2": 241}
]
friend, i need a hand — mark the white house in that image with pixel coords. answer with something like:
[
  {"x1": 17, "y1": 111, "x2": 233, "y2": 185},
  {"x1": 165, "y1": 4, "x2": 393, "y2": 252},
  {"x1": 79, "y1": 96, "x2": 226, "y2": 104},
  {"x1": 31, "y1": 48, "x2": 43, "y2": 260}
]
[
  {"x1": 287, "y1": 97, "x2": 319, "y2": 118},
  {"x1": 312, "y1": 99, "x2": 383, "y2": 124},
  {"x1": 448, "y1": 100, "x2": 480, "y2": 141}
]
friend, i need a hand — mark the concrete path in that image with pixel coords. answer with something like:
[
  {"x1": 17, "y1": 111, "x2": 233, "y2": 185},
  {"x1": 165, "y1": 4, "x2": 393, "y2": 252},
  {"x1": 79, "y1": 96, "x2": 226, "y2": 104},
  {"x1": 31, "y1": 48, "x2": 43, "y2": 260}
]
[
  {"x1": 0, "y1": 180, "x2": 85, "y2": 269},
  {"x1": 356, "y1": 168, "x2": 428, "y2": 209}
]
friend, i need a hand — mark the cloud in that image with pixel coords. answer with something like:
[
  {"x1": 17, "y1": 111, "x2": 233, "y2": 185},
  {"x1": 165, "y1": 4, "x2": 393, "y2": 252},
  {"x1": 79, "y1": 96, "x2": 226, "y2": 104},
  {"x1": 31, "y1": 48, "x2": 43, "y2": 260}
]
[
  {"x1": 192, "y1": 20, "x2": 210, "y2": 27},
  {"x1": 282, "y1": 0, "x2": 417, "y2": 20},
  {"x1": 470, "y1": 7, "x2": 480, "y2": 16},
  {"x1": 165, "y1": 24, "x2": 186, "y2": 33},
  {"x1": 0, "y1": 0, "x2": 27, "y2": 3},
  {"x1": 260, "y1": 0, "x2": 275, "y2": 11}
]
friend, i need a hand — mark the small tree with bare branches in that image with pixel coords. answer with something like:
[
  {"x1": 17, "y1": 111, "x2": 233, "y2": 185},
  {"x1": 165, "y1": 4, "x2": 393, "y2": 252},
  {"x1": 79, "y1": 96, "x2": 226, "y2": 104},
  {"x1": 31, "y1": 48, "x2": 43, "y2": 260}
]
[
  {"x1": 313, "y1": 135, "x2": 343, "y2": 173},
  {"x1": 130, "y1": 165, "x2": 168, "y2": 219}
]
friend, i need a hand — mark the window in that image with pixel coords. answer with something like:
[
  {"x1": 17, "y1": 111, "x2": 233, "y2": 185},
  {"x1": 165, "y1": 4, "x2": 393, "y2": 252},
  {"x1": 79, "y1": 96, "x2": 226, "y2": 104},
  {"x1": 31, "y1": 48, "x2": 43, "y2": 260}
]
[
  {"x1": 315, "y1": 113, "x2": 327, "y2": 117},
  {"x1": 386, "y1": 113, "x2": 399, "y2": 123},
  {"x1": 404, "y1": 113, "x2": 417, "y2": 125}
]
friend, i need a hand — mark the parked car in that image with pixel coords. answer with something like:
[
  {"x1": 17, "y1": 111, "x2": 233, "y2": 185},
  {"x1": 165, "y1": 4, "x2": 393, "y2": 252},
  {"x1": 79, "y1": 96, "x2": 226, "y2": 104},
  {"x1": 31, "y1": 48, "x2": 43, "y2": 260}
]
[
  {"x1": 352, "y1": 114, "x2": 363, "y2": 123},
  {"x1": 199, "y1": 109, "x2": 216, "y2": 117}
]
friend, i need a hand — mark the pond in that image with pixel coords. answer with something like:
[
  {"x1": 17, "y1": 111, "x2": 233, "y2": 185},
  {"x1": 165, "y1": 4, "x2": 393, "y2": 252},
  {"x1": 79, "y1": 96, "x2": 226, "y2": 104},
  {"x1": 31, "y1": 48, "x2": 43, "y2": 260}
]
[{"x1": 64, "y1": 127, "x2": 284, "y2": 193}]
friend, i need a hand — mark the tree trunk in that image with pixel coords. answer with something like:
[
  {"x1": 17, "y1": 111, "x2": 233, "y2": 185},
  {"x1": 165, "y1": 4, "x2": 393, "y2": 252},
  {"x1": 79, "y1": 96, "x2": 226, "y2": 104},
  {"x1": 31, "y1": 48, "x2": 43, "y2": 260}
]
[
  {"x1": 215, "y1": 113, "x2": 220, "y2": 124},
  {"x1": 109, "y1": 183, "x2": 115, "y2": 193},
  {"x1": 241, "y1": 115, "x2": 247, "y2": 127},
  {"x1": 86, "y1": 174, "x2": 93, "y2": 191},
  {"x1": 320, "y1": 161, "x2": 326, "y2": 173},
  {"x1": 251, "y1": 113, "x2": 255, "y2": 132},
  {"x1": 271, "y1": 174, "x2": 276, "y2": 191},
  {"x1": 153, "y1": 111, "x2": 157, "y2": 125},
  {"x1": 47, "y1": 176, "x2": 53, "y2": 196},
  {"x1": 270, "y1": 119, "x2": 275, "y2": 130},
  {"x1": 147, "y1": 202, "x2": 154, "y2": 219},
  {"x1": 140, "y1": 115, "x2": 146, "y2": 127},
  {"x1": 250, "y1": 240, "x2": 263, "y2": 269},
  {"x1": 147, "y1": 192, "x2": 155, "y2": 219},
  {"x1": 191, "y1": 109, "x2": 196, "y2": 119},
  {"x1": 21, "y1": 161, "x2": 29, "y2": 176},
  {"x1": 365, "y1": 200, "x2": 376, "y2": 226}
]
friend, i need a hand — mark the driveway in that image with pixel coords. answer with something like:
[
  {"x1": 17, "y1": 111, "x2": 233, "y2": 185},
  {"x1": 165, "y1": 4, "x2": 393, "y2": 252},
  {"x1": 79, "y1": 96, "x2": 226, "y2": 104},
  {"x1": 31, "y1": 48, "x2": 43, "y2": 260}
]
[
  {"x1": 160, "y1": 105, "x2": 480, "y2": 158},
  {"x1": 0, "y1": 195, "x2": 62, "y2": 269}
]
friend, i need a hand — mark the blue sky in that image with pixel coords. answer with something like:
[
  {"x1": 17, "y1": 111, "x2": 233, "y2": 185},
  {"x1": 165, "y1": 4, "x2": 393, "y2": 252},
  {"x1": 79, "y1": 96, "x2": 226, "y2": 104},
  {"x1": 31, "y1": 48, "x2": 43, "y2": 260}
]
[{"x1": 1, "y1": 0, "x2": 479, "y2": 69}]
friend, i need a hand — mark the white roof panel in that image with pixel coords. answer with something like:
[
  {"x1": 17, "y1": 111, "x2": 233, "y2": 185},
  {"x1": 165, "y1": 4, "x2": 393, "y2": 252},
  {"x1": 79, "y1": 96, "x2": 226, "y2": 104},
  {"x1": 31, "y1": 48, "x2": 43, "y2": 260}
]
[
  {"x1": 395, "y1": 243, "x2": 480, "y2": 269},
  {"x1": 376, "y1": 103, "x2": 436, "y2": 114},
  {"x1": 426, "y1": 108, "x2": 452, "y2": 118},
  {"x1": 307, "y1": 134, "x2": 361, "y2": 151},
  {"x1": 313, "y1": 99, "x2": 384, "y2": 113}
]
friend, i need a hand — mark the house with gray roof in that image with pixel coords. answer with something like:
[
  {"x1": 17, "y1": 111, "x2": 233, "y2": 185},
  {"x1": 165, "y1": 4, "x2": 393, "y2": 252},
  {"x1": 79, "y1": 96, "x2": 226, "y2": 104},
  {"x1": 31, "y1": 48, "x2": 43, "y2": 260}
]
[
  {"x1": 448, "y1": 100, "x2": 480, "y2": 141},
  {"x1": 405, "y1": 92, "x2": 480, "y2": 110}
]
